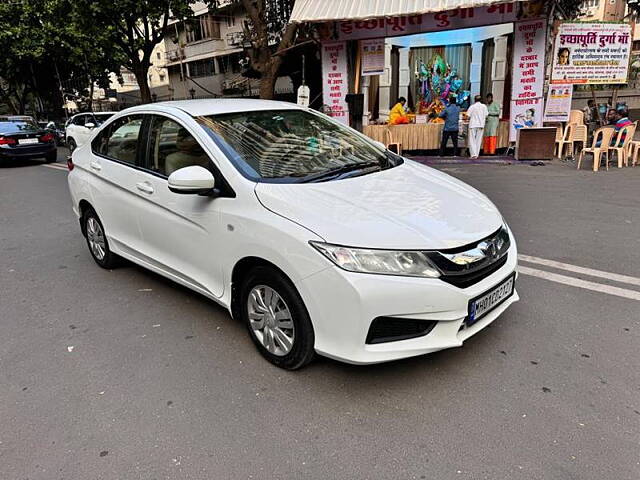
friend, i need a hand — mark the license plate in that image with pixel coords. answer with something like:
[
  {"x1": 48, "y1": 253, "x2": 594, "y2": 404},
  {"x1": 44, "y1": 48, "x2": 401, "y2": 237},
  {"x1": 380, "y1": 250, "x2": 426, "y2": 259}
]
[
  {"x1": 466, "y1": 274, "x2": 515, "y2": 326},
  {"x1": 18, "y1": 138, "x2": 38, "y2": 145}
]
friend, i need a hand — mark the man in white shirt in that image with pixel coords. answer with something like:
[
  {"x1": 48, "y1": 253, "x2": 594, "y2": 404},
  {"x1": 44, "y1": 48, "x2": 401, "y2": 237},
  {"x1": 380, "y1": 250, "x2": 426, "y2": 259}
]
[{"x1": 466, "y1": 95, "x2": 489, "y2": 158}]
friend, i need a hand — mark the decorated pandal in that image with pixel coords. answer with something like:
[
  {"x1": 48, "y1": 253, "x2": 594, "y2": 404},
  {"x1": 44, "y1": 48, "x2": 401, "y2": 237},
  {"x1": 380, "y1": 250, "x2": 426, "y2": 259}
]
[{"x1": 364, "y1": 53, "x2": 509, "y2": 151}]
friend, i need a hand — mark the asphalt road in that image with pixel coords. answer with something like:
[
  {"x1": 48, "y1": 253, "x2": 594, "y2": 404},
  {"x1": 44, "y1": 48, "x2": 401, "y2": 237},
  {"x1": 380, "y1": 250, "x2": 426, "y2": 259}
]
[{"x1": 1, "y1": 150, "x2": 639, "y2": 479}]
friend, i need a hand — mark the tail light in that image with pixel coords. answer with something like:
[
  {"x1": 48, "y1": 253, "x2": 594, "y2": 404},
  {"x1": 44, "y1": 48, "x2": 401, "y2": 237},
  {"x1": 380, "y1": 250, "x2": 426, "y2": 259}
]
[
  {"x1": 0, "y1": 136, "x2": 16, "y2": 145},
  {"x1": 40, "y1": 132, "x2": 55, "y2": 143},
  {"x1": 67, "y1": 156, "x2": 74, "y2": 171}
]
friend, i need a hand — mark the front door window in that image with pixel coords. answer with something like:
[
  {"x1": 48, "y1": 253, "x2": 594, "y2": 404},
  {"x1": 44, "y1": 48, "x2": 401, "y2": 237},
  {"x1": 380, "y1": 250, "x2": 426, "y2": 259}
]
[{"x1": 147, "y1": 117, "x2": 211, "y2": 176}]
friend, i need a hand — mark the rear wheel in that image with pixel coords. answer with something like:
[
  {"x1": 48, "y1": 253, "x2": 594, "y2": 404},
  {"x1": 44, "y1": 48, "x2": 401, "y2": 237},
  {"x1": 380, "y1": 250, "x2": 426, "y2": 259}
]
[
  {"x1": 44, "y1": 151, "x2": 57, "y2": 163},
  {"x1": 82, "y1": 208, "x2": 119, "y2": 269},
  {"x1": 240, "y1": 266, "x2": 315, "y2": 370}
]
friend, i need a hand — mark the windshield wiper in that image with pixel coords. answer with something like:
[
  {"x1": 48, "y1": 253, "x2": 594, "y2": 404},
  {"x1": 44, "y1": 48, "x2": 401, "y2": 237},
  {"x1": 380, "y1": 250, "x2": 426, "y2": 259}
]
[{"x1": 299, "y1": 162, "x2": 382, "y2": 183}]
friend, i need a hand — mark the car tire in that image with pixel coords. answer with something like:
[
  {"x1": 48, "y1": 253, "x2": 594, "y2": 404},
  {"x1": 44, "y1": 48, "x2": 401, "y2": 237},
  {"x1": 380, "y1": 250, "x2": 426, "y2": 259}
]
[
  {"x1": 68, "y1": 138, "x2": 77, "y2": 152},
  {"x1": 82, "y1": 208, "x2": 120, "y2": 269},
  {"x1": 44, "y1": 151, "x2": 57, "y2": 163},
  {"x1": 240, "y1": 266, "x2": 315, "y2": 370}
]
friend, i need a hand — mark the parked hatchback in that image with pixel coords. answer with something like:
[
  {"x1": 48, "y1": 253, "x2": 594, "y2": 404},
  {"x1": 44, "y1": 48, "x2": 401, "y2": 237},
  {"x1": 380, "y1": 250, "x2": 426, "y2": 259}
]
[
  {"x1": 0, "y1": 116, "x2": 57, "y2": 163},
  {"x1": 67, "y1": 100, "x2": 518, "y2": 369}
]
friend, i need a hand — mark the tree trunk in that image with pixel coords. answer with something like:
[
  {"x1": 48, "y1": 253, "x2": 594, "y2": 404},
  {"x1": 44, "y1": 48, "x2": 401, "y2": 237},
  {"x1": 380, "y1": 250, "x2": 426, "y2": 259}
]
[
  {"x1": 259, "y1": 71, "x2": 277, "y2": 99},
  {"x1": 133, "y1": 63, "x2": 152, "y2": 104}
]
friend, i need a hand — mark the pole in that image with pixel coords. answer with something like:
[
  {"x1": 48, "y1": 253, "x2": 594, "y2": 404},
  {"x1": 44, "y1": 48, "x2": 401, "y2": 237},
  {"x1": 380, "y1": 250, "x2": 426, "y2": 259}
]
[
  {"x1": 590, "y1": 85, "x2": 602, "y2": 126},
  {"x1": 174, "y1": 23, "x2": 188, "y2": 99},
  {"x1": 54, "y1": 61, "x2": 68, "y2": 121}
]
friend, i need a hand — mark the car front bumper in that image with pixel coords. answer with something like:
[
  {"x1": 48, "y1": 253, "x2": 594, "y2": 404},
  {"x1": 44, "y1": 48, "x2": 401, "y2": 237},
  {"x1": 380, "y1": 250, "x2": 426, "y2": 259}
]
[{"x1": 296, "y1": 242, "x2": 519, "y2": 365}]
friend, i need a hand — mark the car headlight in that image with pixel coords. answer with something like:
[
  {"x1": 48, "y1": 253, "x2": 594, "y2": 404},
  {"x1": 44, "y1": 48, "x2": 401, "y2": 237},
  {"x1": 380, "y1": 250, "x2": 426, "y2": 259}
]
[{"x1": 310, "y1": 242, "x2": 441, "y2": 278}]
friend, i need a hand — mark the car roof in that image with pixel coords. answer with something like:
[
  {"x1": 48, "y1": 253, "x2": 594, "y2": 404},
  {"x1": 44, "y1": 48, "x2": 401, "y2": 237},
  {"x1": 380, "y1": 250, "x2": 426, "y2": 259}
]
[
  {"x1": 0, "y1": 115, "x2": 35, "y2": 121},
  {"x1": 123, "y1": 99, "x2": 303, "y2": 117},
  {"x1": 71, "y1": 111, "x2": 117, "y2": 117}
]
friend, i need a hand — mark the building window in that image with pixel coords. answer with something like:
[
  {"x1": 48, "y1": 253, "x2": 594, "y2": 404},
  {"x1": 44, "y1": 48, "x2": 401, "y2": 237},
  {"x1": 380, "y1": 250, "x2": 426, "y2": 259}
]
[
  {"x1": 159, "y1": 74, "x2": 166, "y2": 82},
  {"x1": 217, "y1": 52, "x2": 242, "y2": 74},
  {"x1": 189, "y1": 59, "x2": 215, "y2": 78},
  {"x1": 186, "y1": 14, "x2": 221, "y2": 43},
  {"x1": 226, "y1": 15, "x2": 235, "y2": 28},
  {"x1": 157, "y1": 52, "x2": 161, "y2": 60}
]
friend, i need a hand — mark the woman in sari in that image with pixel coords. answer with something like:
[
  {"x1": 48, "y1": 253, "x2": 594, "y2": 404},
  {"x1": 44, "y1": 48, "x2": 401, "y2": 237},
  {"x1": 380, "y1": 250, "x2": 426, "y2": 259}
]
[{"x1": 483, "y1": 93, "x2": 500, "y2": 155}]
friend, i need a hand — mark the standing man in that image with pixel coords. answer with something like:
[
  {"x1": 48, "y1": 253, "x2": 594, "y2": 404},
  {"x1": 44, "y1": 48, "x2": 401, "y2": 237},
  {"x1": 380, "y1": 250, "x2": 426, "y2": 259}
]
[
  {"x1": 439, "y1": 95, "x2": 461, "y2": 157},
  {"x1": 483, "y1": 93, "x2": 500, "y2": 155},
  {"x1": 467, "y1": 95, "x2": 488, "y2": 159}
]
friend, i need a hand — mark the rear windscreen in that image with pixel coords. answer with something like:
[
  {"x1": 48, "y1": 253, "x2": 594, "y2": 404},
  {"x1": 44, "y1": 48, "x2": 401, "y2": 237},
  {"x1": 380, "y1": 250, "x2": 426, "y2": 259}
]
[{"x1": 0, "y1": 121, "x2": 40, "y2": 134}]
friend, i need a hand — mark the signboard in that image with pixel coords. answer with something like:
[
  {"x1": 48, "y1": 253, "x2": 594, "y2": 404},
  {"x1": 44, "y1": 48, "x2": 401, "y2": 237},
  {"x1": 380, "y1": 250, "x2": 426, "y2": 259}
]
[
  {"x1": 551, "y1": 22, "x2": 632, "y2": 84},
  {"x1": 510, "y1": 18, "x2": 547, "y2": 142},
  {"x1": 297, "y1": 84, "x2": 310, "y2": 107},
  {"x1": 321, "y1": 41, "x2": 349, "y2": 124},
  {"x1": 361, "y1": 39, "x2": 385, "y2": 76},
  {"x1": 329, "y1": 4, "x2": 517, "y2": 41},
  {"x1": 543, "y1": 84, "x2": 573, "y2": 123}
]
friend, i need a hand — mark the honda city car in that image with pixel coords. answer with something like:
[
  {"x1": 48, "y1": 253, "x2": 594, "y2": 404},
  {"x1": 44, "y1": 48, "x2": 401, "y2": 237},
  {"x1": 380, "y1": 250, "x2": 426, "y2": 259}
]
[{"x1": 67, "y1": 100, "x2": 518, "y2": 369}]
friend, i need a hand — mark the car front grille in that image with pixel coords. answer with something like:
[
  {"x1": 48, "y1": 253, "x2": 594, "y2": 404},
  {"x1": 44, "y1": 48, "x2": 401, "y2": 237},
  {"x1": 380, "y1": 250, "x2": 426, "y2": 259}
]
[{"x1": 424, "y1": 227, "x2": 511, "y2": 289}]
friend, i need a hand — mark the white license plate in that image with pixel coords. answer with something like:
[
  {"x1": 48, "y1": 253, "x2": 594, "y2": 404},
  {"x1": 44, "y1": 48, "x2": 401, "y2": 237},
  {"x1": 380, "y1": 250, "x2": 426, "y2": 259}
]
[
  {"x1": 18, "y1": 138, "x2": 38, "y2": 145},
  {"x1": 467, "y1": 274, "x2": 515, "y2": 326}
]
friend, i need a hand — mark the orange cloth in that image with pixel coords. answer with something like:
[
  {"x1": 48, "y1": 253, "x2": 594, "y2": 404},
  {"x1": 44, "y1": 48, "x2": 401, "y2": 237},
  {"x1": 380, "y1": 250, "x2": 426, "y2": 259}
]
[{"x1": 483, "y1": 136, "x2": 497, "y2": 155}]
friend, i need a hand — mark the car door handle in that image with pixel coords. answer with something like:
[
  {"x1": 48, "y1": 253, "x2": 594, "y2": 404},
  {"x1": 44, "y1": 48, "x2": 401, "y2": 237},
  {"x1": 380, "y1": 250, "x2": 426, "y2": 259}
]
[
  {"x1": 89, "y1": 160, "x2": 102, "y2": 172},
  {"x1": 136, "y1": 182, "x2": 154, "y2": 194}
]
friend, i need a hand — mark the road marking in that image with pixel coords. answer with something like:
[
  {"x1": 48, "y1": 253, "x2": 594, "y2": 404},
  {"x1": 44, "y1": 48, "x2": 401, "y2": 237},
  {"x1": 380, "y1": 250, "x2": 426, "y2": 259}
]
[
  {"x1": 519, "y1": 265, "x2": 640, "y2": 302},
  {"x1": 42, "y1": 163, "x2": 68, "y2": 171},
  {"x1": 518, "y1": 254, "x2": 640, "y2": 287}
]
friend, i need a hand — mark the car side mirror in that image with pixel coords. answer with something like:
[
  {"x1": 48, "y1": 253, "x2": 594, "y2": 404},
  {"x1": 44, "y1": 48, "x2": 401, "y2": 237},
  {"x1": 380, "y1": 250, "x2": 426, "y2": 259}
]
[
  {"x1": 85, "y1": 122, "x2": 96, "y2": 129},
  {"x1": 168, "y1": 166, "x2": 216, "y2": 195}
]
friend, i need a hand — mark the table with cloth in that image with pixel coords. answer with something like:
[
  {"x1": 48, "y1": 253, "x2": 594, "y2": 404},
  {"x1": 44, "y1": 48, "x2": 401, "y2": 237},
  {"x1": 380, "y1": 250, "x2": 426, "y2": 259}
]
[{"x1": 363, "y1": 120, "x2": 510, "y2": 152}]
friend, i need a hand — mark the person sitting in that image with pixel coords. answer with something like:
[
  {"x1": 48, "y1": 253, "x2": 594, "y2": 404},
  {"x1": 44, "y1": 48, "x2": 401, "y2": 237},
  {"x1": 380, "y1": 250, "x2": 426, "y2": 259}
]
[
  {"x1": 611, "y1": 108, "x2": 633, "y2": 147},
  {"x1": 388, "y1": 97, "x2": 410, "y2": 125},
  {"x1": 165, "y1": 127, "x2": 211, "y2": 175}
]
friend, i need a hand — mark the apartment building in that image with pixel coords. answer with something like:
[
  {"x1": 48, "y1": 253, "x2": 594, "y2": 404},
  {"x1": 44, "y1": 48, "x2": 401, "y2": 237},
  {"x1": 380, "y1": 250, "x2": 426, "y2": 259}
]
[
  {"x1": 164, "y1": 1, "x2": 292, "y2": 99},
  {"x1": 164, "y1": 2, "x2": 249, "y2": 99}
]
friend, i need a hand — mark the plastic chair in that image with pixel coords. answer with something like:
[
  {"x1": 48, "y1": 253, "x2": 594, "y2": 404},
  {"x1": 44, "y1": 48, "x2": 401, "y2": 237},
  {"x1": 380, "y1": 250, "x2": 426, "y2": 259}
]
[
  {"x1": 569, "y1": 110, "x2": 584, "y2": 125},
  {"x1": 577, "y1": 127, "x2": 614, "y2": 172},
  {"x1": 571, "y1": 124, "x2": 588, "y2": 158},
  {"x1": 555, "y1": 124, "x2": 573, "y2": 159},
  {"x1": 629, "y1": 139, "x2": 640, "y2": 167},
  {"x1": 610, "y1": 123, "x2": 636, "y2": 168},
  {"x1": 385, "y1": 128, "x2": 402, "y2": 155}
]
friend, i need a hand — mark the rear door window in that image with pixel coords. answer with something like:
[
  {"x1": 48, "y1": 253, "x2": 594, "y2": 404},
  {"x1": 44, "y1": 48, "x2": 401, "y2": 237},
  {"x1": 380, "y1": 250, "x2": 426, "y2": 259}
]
[{"x1": 102, "y1": 115, "x2": 143, "y2": 165}]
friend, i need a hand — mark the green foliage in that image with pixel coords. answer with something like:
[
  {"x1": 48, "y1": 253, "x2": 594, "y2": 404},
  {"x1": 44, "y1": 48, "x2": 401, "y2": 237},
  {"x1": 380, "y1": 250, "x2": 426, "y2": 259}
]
[{"x1": 0, "y1": 0, "x2": 124, "y2": 115}]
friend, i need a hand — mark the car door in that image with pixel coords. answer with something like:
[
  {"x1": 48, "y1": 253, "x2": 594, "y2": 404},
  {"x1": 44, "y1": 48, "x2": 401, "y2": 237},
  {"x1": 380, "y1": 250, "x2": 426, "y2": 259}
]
[
  {"x1": 87, "y1": 114, "x2": 149, "y2": 258},
  {"x1": 133, "y1": 114, "x2": 228, "y2": 298},
  {"x1": 77, "y1": 114, "x2": 95, "y2": 146},
  {"x1": 67, "y1": 114, "x2": 84, "y2": 145}
]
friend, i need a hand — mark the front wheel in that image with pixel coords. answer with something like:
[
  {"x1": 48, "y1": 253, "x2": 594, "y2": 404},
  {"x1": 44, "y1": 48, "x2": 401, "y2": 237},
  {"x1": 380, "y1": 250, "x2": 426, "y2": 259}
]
[
  {"x1": 82, "y1": 208, "x2": 120, "y2": 269},
  {"x1": 240, "y1": 266, "x2": 315, "y2": 370},
  {"x1": 44, "y1": 151, "x2": 57, "y2": 163},
  {"x1": 67, "y1": 138, "x2": 77, "y2": 153}
]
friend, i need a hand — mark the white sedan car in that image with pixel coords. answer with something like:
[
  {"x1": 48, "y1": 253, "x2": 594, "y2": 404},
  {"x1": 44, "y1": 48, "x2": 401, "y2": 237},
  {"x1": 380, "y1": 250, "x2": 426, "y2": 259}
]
[{"x1": 67, "y1": 100, "x2": 518, "y2": 369}]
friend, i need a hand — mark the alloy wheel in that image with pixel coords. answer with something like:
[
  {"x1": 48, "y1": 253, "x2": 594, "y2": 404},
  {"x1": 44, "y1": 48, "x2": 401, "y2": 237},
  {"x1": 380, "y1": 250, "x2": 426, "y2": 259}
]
[
  {"x1": 247, "y1": 285, "x2": 295, "y2": 356},
  {"x1": 86, "y1": 217, "x2": 106, "y2": 261}
]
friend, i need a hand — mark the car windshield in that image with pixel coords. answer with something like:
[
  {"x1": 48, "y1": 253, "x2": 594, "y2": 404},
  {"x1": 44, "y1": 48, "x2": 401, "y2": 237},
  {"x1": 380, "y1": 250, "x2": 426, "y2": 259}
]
[
  {"x1": 0, "y1": 121, "x2": 40, "y2": 134},
  {"x1": 196, "y1": 109, "x2": 401, "y2": 182}
]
